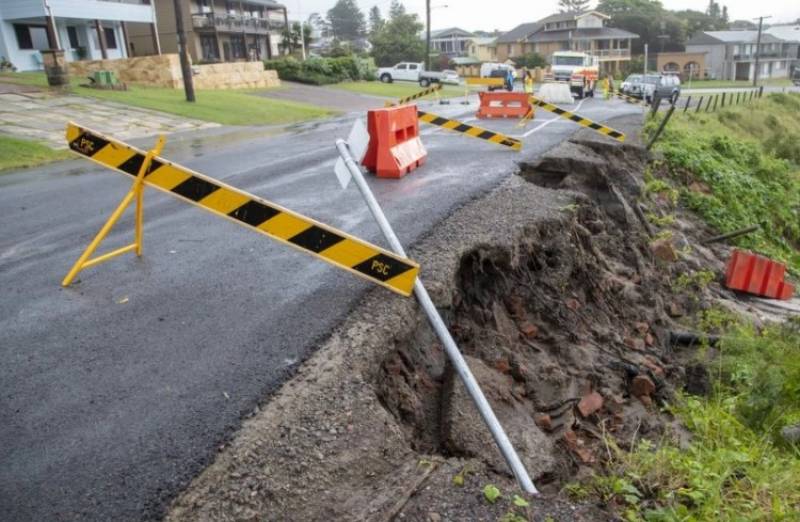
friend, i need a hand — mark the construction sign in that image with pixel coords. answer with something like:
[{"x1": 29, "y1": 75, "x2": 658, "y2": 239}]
[
  {"x1": 529, "y1": 97, "x2": 626, "y2": 142},
  {"x1": 65, "y1": 122, "x2": 420, "y2": 296},
  {"x1": 417, "y1": 110, "x2": 522, "y2": 151}
]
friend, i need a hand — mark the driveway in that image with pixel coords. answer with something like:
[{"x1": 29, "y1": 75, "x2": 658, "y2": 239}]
[
  {"x1": 0, "y1": 96, "x2": 644, "y2": 521},
  {"x1": 0, "y1": 91, "x2": 217, "y2": 148},
  {"x1": 253, "y1": 81, "x2": 388, "y2": 112}
]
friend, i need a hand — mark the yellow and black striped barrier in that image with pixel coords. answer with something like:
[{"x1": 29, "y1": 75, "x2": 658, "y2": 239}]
[
  {"x1": 386, "y1": 83, "x2": 443, "y2": 107},
  {"x1": 612, "y1": 90, "x2": 646, "y2": 105},
  {"x1": 65, "y1": 122, "x2": 420, "y2": 296},
  {"x1": 465, "y1": 77, "x2": 506, "y2": 87},
  {"x1": 528, "y1": 96, "x2": 626, "y2": 142},
  {"x1": 417, "y1": 110, "x2": 522, "y2": 151}
]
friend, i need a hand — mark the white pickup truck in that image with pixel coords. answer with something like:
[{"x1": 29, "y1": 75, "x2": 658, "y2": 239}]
[{"x1": 377, "y1": 62, "x2": 459, "y2": 87}]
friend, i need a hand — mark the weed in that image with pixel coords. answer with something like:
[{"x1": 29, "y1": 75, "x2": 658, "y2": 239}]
[{"x1": 672, "y1": 270, "x2": 715, "y2": 292}]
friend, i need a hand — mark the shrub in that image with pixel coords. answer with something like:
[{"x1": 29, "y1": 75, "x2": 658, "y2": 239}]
[{"x1": 264, "y1": 55, "x2": 376, "y2": 85}]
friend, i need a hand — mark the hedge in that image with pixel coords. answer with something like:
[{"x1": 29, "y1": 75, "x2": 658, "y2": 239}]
[{"x1": 264, "y1": 55, "x2": 377, "y2": 85}]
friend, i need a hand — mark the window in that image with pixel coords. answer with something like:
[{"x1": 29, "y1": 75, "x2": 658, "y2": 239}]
[
  {"x1": 230, "y1": 35, "x2": 245, "y2": 58},
  {"x1": 14, "y1": 24, "x2": 49, "y2": 50},
  {"x1": 409, "y1": 64, "x2": 418, "y2": 70},
  {"x1": 67, "y1": 27, "x2": 79, "y2": 48},
  {"x1": 104, "y1": 27, "x2": 117, "y2": 49},
  {"x1": 397, "y1": 63, "x2": 407, "y2": 70}
]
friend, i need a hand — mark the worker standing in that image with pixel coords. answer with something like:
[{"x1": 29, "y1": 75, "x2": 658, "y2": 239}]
[
  {"x1": 524, "y1": 69, "x2": 534, "y2": 94},
  {"x1": 506, "y1": 67, "x2": 515, "y2": 92},
  {"x1": 602, "y1": 75, "x2": 610, "y2": 99}
]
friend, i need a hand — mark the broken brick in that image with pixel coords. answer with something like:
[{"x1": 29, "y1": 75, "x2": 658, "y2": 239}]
[
  {"x1": 650, "y1": 238, "x2": 677, "y2": 262},
  {"x1": 577, "y1": 391, "x2": 604, "y2": 417},
  {"x1": 638, "y1": 395, "x2": 653, "y2": 407},
  {"x1": 645, "y1": 332, "x2": 655, "y2": 347},
  {"x1": 518, "y1": 322, "x2": 539, "y2": 338},
  {"x1": 494, "y1": 358, "x2": 511, "y2": 374},
  {"x1": 562, "y1": 429, "x2": 578, "y2": 448},
  {"x1": 631, "y1": 375, "x2": 656, "y2": 398},
  {"x1": 643, "y1": 357, "x2": 665, "y2": 378},
  {"x1": 668, "y1": 302, "x2": 684, "y2": 317},
  {"x1": 506, "y1": 294, "x2": 526, "y2": 318},
  {"x1": 534, "y1": 413, "x2": 553, "y2": 432},
  {"x1": 573, "y1": 447, "x2": 596, "y2": 464},
  {"x1": 565, "y1": 298, "x2": 581, "y2": 311},
  {"x1": 634, "y1": 322, "x2": 650, "y2": 334},
  {"x1": 624, "y1": 336, "x2": 645, "y2": 351}
]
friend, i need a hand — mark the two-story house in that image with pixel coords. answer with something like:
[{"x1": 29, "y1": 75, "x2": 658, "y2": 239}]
[
  {"x1": 128, "y1": 0, "x2": 288, "y2": 63},
  {"x1": 685, "y1": 31, "x2": 796, "y2": 81},
  {"x1": 0, "y1": 0, "x2": 158, "y2": 72},
  {"x1": 495, "y1": 11, "x2": 638, "y2": 73},
  {"x1": 429, "y1": 27, "x2": 475, "y2": 58}
]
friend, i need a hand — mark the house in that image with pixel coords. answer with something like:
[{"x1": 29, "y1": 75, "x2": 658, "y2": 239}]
[
  {"x1": 495, "y1": 11, "x2": 638, "y2": 73},
  {"x1": 685, "y1": 30, "x2": 797, "y2": 81},
  {"x1": 430, "y1": 27, "x2": 474, "y2": 57},
  {"x1": 656, "y1": 51, "x2": 708, "y2": 79},
  {"x1": 0, "y1": 0, "x2": 158, "y2": 72},
  {"x1": 128, "y1": 0, "x2": 289, "y2": 63},
  {"x1": 765, "y1": 23, "x2": 800, "y2": 73},
  {"x1": 468, "y1": 37, "x2": 497, "y2": 62}
]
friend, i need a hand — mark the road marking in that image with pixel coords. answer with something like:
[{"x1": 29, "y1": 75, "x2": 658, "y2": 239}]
[
  {"x1": 417, "y1": 110, "x2": 522, "y2": 151},
  {"x1": 65, "y1": 122, "x2": 420, "y2": 296},
  {"x1": 529, "y1": 96, "x2": 626, "y2": 142},
  {"x1": 514, "y1": 98, "x2": 587, "y2": 138}
]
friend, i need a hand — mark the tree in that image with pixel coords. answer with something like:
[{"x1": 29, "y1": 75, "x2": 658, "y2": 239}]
[
  {"x1": 280, "y1": 22, "x2": 303, "y2": 54},
  {"x1": 327, "y1": 0, "x2": 366, "y2": 42},
  {"x1": 370, "y1": 1, "x2": 425, "y2": 66},
  {"x1": 369, "y1": 6, "x2": 385, "y2": 36},
  {"x1": 558, "y1": 0, "x2": 590, "y2": 12}
]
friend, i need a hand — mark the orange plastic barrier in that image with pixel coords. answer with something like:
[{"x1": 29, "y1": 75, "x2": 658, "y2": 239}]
[
  {"x1": 362, "y1": 105, "x2": 427, "y2": 179},
  {"x1": 476, "y1": 92, "x2": 532, "y2": 119},
  {"x1": 725, "y1": 249, "x2": 794, "y2": 300}
]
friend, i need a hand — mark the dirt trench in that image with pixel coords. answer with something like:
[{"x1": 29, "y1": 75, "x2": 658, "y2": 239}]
[{"x1": 375, "y1": 137, "x2": 687, "y2": 502}]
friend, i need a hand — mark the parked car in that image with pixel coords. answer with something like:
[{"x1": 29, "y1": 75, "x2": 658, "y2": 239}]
[
  {"x1": 377, "y1": 62, "x2": 460, "y2": 87},
  {"x1": 480, "y1": 62, "x2": 515, "y2": 79},
  {"x1": 641, "y1": 74, "x2": 681, "y2": 104},
  {"x1": 620, "y1": 74, "x2": 644, "y2": 96}
]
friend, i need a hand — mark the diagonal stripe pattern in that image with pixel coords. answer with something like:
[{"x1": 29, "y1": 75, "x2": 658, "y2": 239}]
[
  {"x1": 388, "y1": 84, "x2": 443, "y2": 106},
  {"x1": 529, "y1": 96, "x2": 626, "y2": 142},
  {"x1": 611, "y1": 90, "x2": 646, "y2": 105},
  {"x1": 416, "y1": 110, "x2": 522, "y2": 151},
  {"x1": 65, "y1": 122, "x2": 420, "y2": 296}
]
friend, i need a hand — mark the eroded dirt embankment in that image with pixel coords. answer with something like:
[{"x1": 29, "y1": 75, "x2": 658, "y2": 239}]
[{"x1": 166, "y1": 118, "x2": 713, "y2": 521}]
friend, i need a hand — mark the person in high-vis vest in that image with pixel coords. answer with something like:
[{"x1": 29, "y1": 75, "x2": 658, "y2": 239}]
[
  {"x1": 524, "y1": 69, "x2": 534, "y2": 94},
  {"x1": 602, "y1": 76, "x2": 610, "y2": 99}
]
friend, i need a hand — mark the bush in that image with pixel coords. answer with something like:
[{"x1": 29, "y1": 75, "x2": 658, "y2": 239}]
[
  {"x1": 264, "y1": 55, "x2": 376, "y2": 85},
  {"x1": 511, "y1": 52, "x2": 548, "y2": 69}
]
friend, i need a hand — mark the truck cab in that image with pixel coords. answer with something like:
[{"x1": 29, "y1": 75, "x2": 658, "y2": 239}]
[
  {"x1": 550, "y1": 51, "x2": 599, "y2": 98},
  {"x1": 378, "y1": 62, "x2": 423, "y2": 83}
]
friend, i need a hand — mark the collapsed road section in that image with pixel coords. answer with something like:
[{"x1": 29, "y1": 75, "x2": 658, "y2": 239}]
[{"x1": 165, "y1": 115, "x2": 714, "y2": 520}]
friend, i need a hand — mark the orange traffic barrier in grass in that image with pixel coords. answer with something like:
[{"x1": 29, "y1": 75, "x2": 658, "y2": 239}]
[
  {"x1": 725, "y1": 249, "x2": 794, "y2": 300},
  {"x1": 362, "y1": 105, "x2": 427, "y2": 179}
]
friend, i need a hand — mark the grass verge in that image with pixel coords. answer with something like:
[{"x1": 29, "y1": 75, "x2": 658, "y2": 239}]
[
  {"x1": 569, "y1": 314, "x2": 800, "y2": 520},
  {"x1": 0, "y1": 135, "x2": 72, "y2": 173},
  {"x1": 0, "y1": 71, "x2": 51, "y2": 88},
  {"x1": 332, "y1": 80, "x2": 464, "y2": 100},
  {"x1": 647, "y1": 92, "x2": 800, "y2": 273},
  {"x1": 684, "y1": 78, "x2": 793, "y2": 89}
]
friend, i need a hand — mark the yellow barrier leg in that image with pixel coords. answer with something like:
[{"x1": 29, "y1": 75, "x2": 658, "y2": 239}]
[
  {"x1": 62, "y1": 135, "x2": 165, "y2": 287},
  {"x1": 517, "y1": 107, "x2": 535, "y2": 128}
]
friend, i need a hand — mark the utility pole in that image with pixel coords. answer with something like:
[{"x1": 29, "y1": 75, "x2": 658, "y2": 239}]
[
  {"x1": 425, "y1": 0, "x2": 431, "y2": 70},
  {"x1": 173, "y1": 0, "x2": 196, "y2": 102},
  {"x1": 643, "y1": 43, "x2": 648, "y2": 75},
  {"x1": 752, "y1": 15, "x2": 772, "y2": 87}
]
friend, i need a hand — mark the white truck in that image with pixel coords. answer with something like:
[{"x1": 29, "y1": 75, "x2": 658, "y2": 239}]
[
  {"x1": 548, "y1": 51, "x2": 599, "y2": 99},
  {"x1": 377, "y1": 62, "x2": 460, "y2": 87}
]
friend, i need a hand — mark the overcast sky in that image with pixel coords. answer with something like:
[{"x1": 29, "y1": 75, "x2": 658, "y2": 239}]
[{"x1": 289, "y1": 0, "x2": 799, "y2": 32}]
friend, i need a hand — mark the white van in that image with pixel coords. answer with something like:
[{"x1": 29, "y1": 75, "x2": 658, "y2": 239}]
[{"x1": 480, "y1": 62, "x2": 515, "y2": 79}]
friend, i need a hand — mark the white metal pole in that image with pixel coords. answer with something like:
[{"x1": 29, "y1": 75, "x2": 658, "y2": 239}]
[{"x1": 335, "y1": 139, "x2": 538, "y2": 495}]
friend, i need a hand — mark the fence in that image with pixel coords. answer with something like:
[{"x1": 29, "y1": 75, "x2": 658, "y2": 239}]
[{"x1": 681, "y1": 86, "x2": 764, "y2": 114}]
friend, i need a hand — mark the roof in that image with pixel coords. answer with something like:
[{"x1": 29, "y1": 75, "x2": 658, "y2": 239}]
[
  {"x1": 495, "y1": 10, "x2": 612, "y2": 44},
  {"x1": 496, "y1": 22, "x2": 543, "y2": 43},
  {"x1": 765, "y1": 25, "x2": 800, "y2": 43},
  {"x1": 245, "y1": 0, "x2": 286, "y2": 8},
  {"x1": 528, "y1": 27, "x2": 639, "y2": 42},
  {"x1": 430, "y1": 27, "x2": 475, "y2": 39},
  {"x1": 471, "y1": 37, "x2": 497, "y2": 46},
  {"x1": 686, "y1": 31, "x2": 785, "y2": 45}
]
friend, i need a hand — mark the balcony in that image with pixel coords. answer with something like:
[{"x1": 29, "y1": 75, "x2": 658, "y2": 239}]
[
  {"x1": 192, "y1": 13, "x2": 271, "y2": 34},
  {"x1": 733, "y1": 52, "x2": 784, "y2": 61},
  {"x1": 589, "y1": 48, "x2": 631, "y2": 60}
]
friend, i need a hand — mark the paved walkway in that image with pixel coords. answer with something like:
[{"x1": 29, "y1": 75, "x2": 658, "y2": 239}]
[
  {"x1": 253, "y1": 81, "x2": 385, "y2": 112},
  {"x1": 0, "y1": 90, "x2": 218, "y2": 149}
]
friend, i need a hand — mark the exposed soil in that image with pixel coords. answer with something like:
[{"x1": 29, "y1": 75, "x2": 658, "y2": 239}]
[{"x1": 165, "y1": 117, "x2": 787, "y2": 521}]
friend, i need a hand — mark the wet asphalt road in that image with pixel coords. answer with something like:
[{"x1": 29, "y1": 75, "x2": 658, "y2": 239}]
[{"x1": 0, "y1": 96, "x2": 642, "y2": 521}]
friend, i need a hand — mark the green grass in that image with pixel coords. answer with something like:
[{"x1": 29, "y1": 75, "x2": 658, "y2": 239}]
[
  {"x1": 0, "y1": 72, "x2": 332, "y2": 126},
  {"x1": 0, "y1": 71, "x2": 51, "y2": 88},
  {"x1": 569, "y1": 315, "x2": 800, "y2": 521},
  {"x1": 684, "y1": 78, "x2": 793, "y2": 90},
  {"x1": 646, "y1": 92, "x2": 800, "y2": 273},
  {"x1": 0, "y1": 135, "x2": 72, "y2": 172},
  {"x1": 73, "y1": 84, "x2": 333, "y2": 126},
  {"x1": 332, "y1": 80, "x2": 464, "y2": 100}
]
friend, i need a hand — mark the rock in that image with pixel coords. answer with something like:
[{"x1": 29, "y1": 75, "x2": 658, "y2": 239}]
[
  {"x1": 428, "y1": 513, "x2": 442, "y2": 522},
  {"x1": 631, "y1": 375, "x2": 656, "y2": 397},
  {"x1": 605, "y1": 394, "x2": 625, "y2": 414},
  {"x1": 689, "y1": 181, "x2": 711, "y2": 194},
  {"x1": 668, "y1": 301, "x2": 684, "y2": 317},
  {"x1": 638, "y1": 395, "x2": 653, "y2": 407},
  {"x1": 642, "y1": 357, "x2": 665, "y2": 378},
  {"x1": 634, "y1": 322, "x2": 650, "y2": 334},
  {"x1": 534, "y1": 413, "x2": 553, "y2": 432},
  {"x1": 577, "y1": 391, "x2": 604, "y2": 417},
  {"x1": 518, "y1": 321, "x2": 539, "y2": 338},
  {"x1": 495, "y1": 358, "x2": 511, "y2": 374},
  {"x1": 492, "y1": 302, "x2": 519, "y2": 340},
  {"x1": 565, "y1": 298, "x2": 581, "y2": 311},
  {"x1": 624, "y1": 336, "x2": 645, "y2": 351},
  {"x1": 684, "y1": 364, "x2": 710, "y2": 396},
  {"x1": 441, "y1": 356, "x2": 557, "y2": 479},
  {"x1": 781, "y1": 423, "x2": 800, "y2": 444},
  {"x1": 645, "y1": 332, "x2": 655, "y2": 347},
  {"x1": 650, "y1": 238, "x2": 678, "y2": 262}
]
